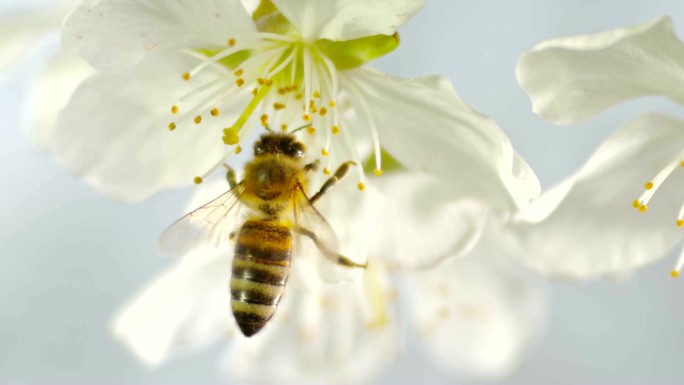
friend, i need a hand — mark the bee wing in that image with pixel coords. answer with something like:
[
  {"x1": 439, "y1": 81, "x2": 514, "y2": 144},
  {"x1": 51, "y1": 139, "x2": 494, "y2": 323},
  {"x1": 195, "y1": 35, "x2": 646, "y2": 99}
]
[
  {"x1": 291, "y1": 184, "x2": 340, "y2": 258},
  {"x1": 158, "y1": 183, "x2": 247, "y2": 257}
]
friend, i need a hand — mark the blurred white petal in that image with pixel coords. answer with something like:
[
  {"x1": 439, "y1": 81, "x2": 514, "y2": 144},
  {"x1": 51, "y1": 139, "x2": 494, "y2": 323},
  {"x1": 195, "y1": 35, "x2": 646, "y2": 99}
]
[
  {"x1": 517, "y1": 17, "x2": 684, "y2": 124},
  {"x1": 112, "y1": 247, "x2": 235, "y2": 367},
  {"x1": 509, "y1": 113, "x2": 684, "y2": 278}
]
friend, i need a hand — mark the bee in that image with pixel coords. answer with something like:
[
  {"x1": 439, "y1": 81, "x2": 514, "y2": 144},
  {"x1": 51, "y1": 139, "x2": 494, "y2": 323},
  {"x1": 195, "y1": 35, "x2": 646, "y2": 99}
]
[{"x1": 159, "y1": 129, "x2": 366, "y2": 337}]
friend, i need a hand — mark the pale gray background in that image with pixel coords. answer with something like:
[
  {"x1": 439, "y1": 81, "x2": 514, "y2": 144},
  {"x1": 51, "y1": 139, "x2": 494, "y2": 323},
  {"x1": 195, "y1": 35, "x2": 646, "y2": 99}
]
[{"x1": 2, "y1": 0, "x2": 684, "y2": 383}]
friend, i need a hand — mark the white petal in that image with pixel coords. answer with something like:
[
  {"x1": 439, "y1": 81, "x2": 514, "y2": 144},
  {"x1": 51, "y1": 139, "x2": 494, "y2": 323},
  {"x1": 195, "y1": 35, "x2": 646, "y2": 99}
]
[
  {"x1": 223, "y1": 260, "x2": 399, "y2": 383},
  {"x1": 53, "y1": 52, "x2": 240, "y2": 202},
  {"x1": 112, "y1": 247, "x2": 235, "y2": 367},
  {"x1": 517, "y1": 17, "x2": 684, "y2": 124},
  {"x1": 0, "y1": 2, "x2": 73, "y2": 72},
  {"x1": 341, "y1": 68, "x2": 540, "y2": 211},
  {"x1": 271, "y1": 0, "x2": 424, "y2": 41},
  {"x1": 373, "y1": 172, "x2": 489, "y2": 268},
  {"x1": 62, "y1": 0, "x2": 256, "y2": 72},
  {"x1": 407, "y1": 236, "x2": 547, "y2": 378},
  {"x1": 27, "y1": 53, "x2": 94, "y2": 152},
  {"x1": 509, "y1": 113, "x2": 684, "y2": 278}
]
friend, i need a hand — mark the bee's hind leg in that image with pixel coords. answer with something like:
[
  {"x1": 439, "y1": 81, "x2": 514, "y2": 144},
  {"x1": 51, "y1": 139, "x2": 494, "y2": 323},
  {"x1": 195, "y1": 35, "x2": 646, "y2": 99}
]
[
  {"x1": 295, "y1": 226, "x2": 367, "y2": 269},
  {"x1": 309, "y1": 161, "x2": 356, "y2": 204}
]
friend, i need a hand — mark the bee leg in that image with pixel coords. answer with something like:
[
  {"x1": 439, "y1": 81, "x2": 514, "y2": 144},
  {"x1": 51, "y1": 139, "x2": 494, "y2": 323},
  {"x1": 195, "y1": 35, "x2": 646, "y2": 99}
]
[
  {"x1": 295, "y1": 226, "x2": 367, "y2": 269},
  {"x1": 309, "y1": 161, "x2": 356, "y2": 204},
  {"x1": 223, "y1": 163, "x2": 238, "y2": 189},
  {"x1": 304, "y1": 159, "x2": 321, "y2": 172}
]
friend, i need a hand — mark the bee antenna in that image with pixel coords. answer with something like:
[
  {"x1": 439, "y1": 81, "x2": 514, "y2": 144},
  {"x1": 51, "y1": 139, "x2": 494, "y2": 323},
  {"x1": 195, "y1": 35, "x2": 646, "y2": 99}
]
[{"x1": 289, "y1": 123, "x2": 312, "y2": 134}]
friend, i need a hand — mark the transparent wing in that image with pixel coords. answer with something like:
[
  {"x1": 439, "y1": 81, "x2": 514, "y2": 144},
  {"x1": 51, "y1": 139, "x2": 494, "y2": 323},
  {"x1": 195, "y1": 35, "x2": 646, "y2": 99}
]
[
  {"x1": 158, "y1": 183, "x2": 247, "y2": 257},
  {"x1": 291, "y1": 184, "x2": 340, "y2": 256}
]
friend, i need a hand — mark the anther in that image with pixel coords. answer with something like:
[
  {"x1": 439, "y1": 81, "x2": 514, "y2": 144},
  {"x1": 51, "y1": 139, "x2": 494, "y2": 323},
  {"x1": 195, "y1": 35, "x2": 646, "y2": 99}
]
[
  {"x1": 374, "y1": 169, "x2": 384, "y2": 176},
  {"x1": 281, "y1": 124, "x2": 288, "y2": 132},
  {"x1": 251, "y1": 88, "x2": 258, "y2": 96},
  {"x1": 210, "y1": 108, "x2": 220, "y2": 117},
  {"x1": 677, "y1": 220, "x2": 684, "y2": 227},
  {"x1": 331, "y1": 125, "x2": 340, "y2": 135},
  {"x1": 273, "y1": 103, "x2": 285, "y2": 110},
  {"x1": 234, "y1": 68, "x2": 244, "y2": 77},
  {"x1": 632, "y1": 200, "x2": 641, "y2": 209},
  {"x1": 645, "y1": 182, "x2": 654, "y2": 190},
  {"x1": 321, "y1": 148, "x2": 329, "y2": 156},
  {"x1": 168, "y1": 122, "x2": 176, "y2": 131},
  {"x1": 306, "y1": 127, "x2": 316, "y2": 135},
  {"x1": 303, "y1": 114, "x2": 311, "y2": 122},
  {"x1": 319, "y1": 107, "x2": 328, "y2": 116},
  {"x1": 227, "y1": 38, "x2": 236, "y2": 47},
  {"x1": 323, "y1": 167, "x2": 331, "y2": 175},
  {"x1": 295, "y1": 93, "x2": 303, "y2": 100},
  {"x1": 680, "y1": 160, "x2": 684, "y2": 168},
  {"x1": 672, "y1": 270, "x2": 680, "y2": 278},
  {"x1": 182, "y1": 72, "x2": 191, "y2": 81},
  {"x1": 194, "y1": 116, "x2": 202, "y2": 124},
  {"x1": 312, "y1": 91, "x2": 320, "y2": 98},
  {"x1": 171, "y1": 105, "x2": 179, "y2": 114},
  {"x1": 236, "y1": 78, "x2": 245, "y2": 87},
  {"x1": 639, "y1": 204, "x2": 648, "y2": 213},
  {"x1": 193, "y1": 176, "x2": 203, "y2": 184},
  {"x1": 329, "y1": 100, "x2": 336, "y2": 108},
  {"x1": 357, "y1": 182, "x2": 366, "y2": 191},
  {"x1": 235, "y1": 146, "x2": 242, "y2": 154}
]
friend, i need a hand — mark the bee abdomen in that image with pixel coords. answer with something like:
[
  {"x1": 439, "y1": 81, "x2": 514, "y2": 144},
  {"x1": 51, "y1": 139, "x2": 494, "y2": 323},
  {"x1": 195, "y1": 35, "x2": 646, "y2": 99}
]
[{"x1": 231, "y1": 220, "x2": 292, "y2": 337}]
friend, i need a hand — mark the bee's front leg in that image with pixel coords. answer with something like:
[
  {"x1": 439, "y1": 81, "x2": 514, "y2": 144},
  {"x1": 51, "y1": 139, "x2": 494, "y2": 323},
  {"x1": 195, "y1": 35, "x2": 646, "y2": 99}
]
[{"x1": 309, "y1": 161, "x2": 356, "y2": 204}]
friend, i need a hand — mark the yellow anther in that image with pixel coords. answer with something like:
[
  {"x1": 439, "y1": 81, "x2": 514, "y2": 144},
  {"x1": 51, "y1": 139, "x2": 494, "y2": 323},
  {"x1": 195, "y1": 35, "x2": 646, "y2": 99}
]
[
  {"x1": 210, "y1": 108, "x2": 220, "y2": 117},
  {"x1": 295, "y1": 93, "x2": 303, "y2": 100},
  {"x1": 193, "y1": 176, "x2": 203, "y2": 184},
  {"x1": 331, "y1": 125, "x2": 340, "y2": 135},
  {"x1": 234, "y1": 68, "x2": 244, "y2": 77},
  {"x1": 291, "y1": 84, "x2": 299, "y2": 91},
  {"x1": 319, "y1": 107, "x2": 328, "y2": 116},
  {"x1": 321, "y1": 148, "x2": 329, "y2": 157},
  {"x1": 278, "y1": 88, "x2": 287, "y2": 95},
  {"x1": 193, "y1": 115, "x2": 202, "y2": 124},
  {"x1": 645, "y1": 182, "x2": 654, "y2": 190},
  {"x1": 329, "y1": 100, "x2": 336, "y2": 108},
  {"x1": 223, "y1": 127, "x2": 240, "y2": 145},
  {"x1": 251, "y1": 88, "x2": 258, "y2": 96},
  {"x1": 313, "y1": 91, "x2": 320, "y2": 99},
  {"x1": 168, "y1": 122, "x2": 176, "y2": 131},
  {"x1": 306, "y1": 127, "x2": 316, "y2": 135},
  {"x1": 235, "y1": 145, "x2": 242, "y2": 154},
  {"x1": 323, "y1": 167, "x2": 331, "y2": 175},
  {"x1": 281, "y1": 124, "x2": 288, "y2": 132},
  {"x1": 632, "y1": 200, "x2": 641, "y2": 209},
  {"x1": 672, "y1": 270, "x2": 681, "y2": 278},
  {"x1": 182, "y1": 72, "x2": 191, "y2": 81},
  {"x1": 260, "y1": 114, "x2": 269, "y2": 123},
  {"x1": 639, "y1": 204, "x2": 648, "y2": 213},
  {"x1": 357, "y1": 182, "x2": 366, "y2": 191},
  {"x1": 302, "y1": 114, "x2": 311, "y2": 122},
  {"x1": 235, "y1": 78, "x2": 245, "y2": 87},
  {"x1": 273, "y1": 103, "x2": 286, "y2": 110},
  {"x1": 677, "y1": 219, "x2": 684, "y2": 227},
  {"x1": 374, "y1": 169, "x2": 384, "y2": 176},
  {"x1": 171, "y1": 105, "x2": 179, "y2": 114},
  {"x1": 680, "y1": 160, "x2": 684, "y2": 168},
  {"x1": 227, "y1": 38, "x2": 236, "y2": 47}
]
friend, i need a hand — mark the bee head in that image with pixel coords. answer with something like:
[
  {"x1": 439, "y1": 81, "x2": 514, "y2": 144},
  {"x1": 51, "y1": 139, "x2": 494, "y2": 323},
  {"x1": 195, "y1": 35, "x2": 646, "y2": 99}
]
[{"x1": 253, "y1": 133, "x2": 306, "y2": 159}]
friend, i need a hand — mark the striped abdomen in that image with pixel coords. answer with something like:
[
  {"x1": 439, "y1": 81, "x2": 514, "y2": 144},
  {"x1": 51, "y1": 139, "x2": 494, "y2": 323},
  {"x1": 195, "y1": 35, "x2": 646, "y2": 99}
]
[{"x1": 231, "y1": 220, "x2": 292, "y2": 337}]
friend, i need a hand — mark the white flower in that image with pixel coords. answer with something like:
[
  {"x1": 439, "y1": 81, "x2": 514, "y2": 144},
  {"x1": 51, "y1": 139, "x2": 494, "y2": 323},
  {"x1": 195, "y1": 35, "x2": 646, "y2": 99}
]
[
  {"x1": 113, "y1": 172, "x2": 547, "y2": 382},
  {"x1": 513, "y1": 17, "x2": 684, "y2": 279},
  {"x1": 50, "y1": 0, "x2": 539, "y2": 212}
]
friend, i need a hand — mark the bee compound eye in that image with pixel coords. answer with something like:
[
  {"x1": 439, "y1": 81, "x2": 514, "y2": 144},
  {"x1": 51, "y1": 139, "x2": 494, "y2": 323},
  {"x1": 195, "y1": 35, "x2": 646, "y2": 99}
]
[
  {"x1": 289, "y1": 143, "x2": 305, "y2": 159},
  {"x1": 254, "y1": 143, "x2": 265, "y2": 155}
]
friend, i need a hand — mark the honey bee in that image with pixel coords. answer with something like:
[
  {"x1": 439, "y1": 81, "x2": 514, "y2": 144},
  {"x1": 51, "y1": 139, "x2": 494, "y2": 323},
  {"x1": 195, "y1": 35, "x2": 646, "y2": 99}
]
[{"x1": 159, "y1": 129, "x2": 366, "y2": 337}]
